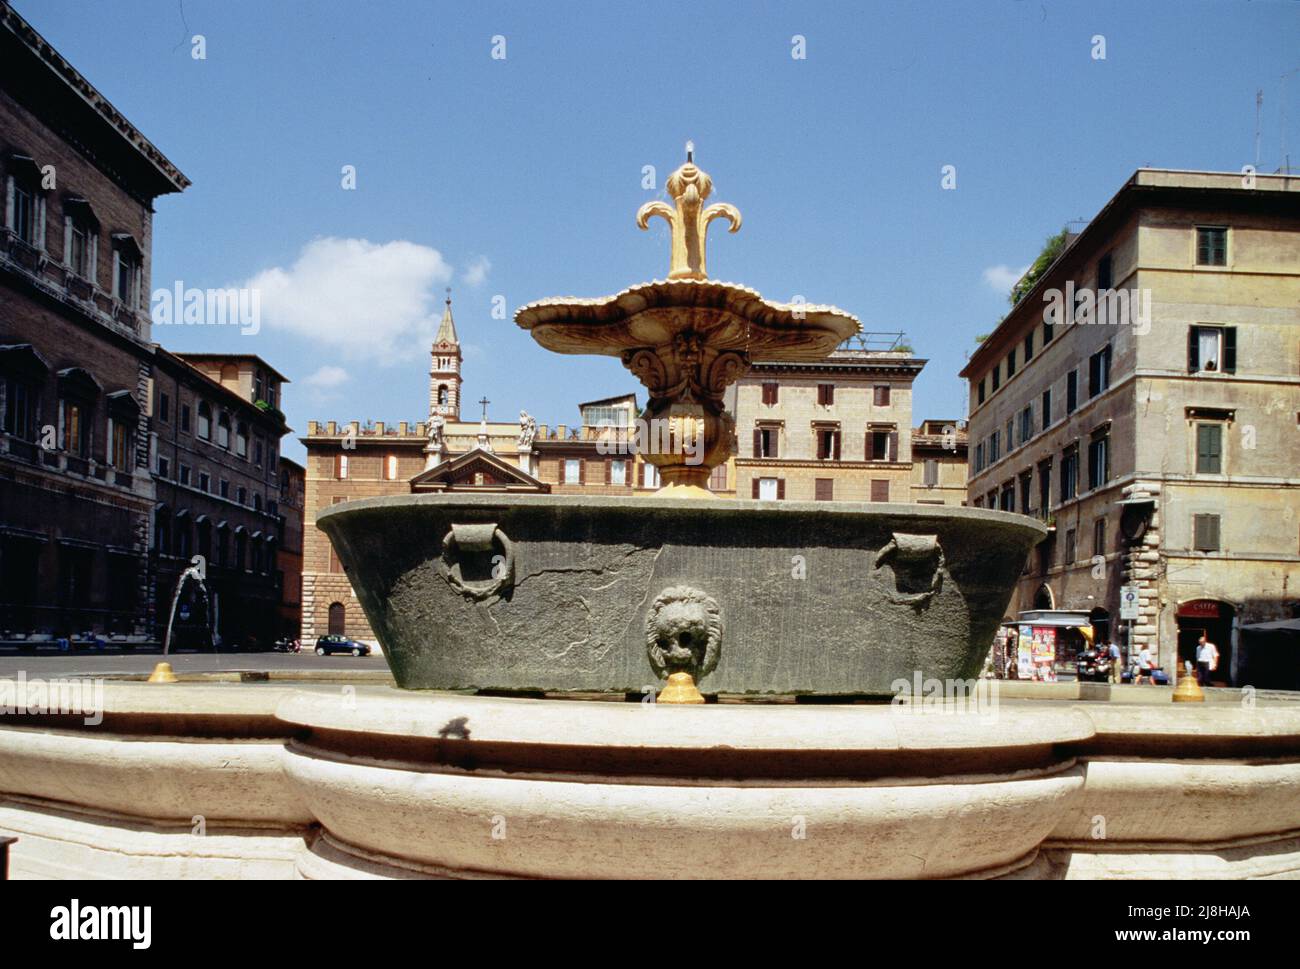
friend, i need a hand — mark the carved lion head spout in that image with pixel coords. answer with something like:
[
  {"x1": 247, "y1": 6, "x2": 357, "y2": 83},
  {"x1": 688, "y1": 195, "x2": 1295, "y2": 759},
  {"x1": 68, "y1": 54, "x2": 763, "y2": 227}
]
[{"x1": 645, "y1": 586, "x2": 723, "y2": 684}]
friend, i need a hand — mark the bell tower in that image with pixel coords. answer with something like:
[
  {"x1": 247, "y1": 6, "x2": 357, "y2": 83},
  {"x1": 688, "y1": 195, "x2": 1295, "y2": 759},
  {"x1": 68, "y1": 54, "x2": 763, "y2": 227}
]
[{"x1": 429, "y1": 289, "x2": 462, "y2": 421}]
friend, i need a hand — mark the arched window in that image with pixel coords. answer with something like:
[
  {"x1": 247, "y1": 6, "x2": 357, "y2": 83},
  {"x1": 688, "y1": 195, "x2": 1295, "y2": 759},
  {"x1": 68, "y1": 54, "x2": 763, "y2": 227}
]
[
  {"x1": 438, "y1": 385, "x2": 449, "y2": 406},
  {"x1": 235, "y1": 421, "x2": 248, "y2": 458},
  {"x1": 154, "y1": 507, "x2": 170, "y2": 554},
  {"x1": 328, "y1": 602, "x2": 346, "y2": 636},
  {"x1": 217, "y1": 412, "x2": 230, "y2": 448}
]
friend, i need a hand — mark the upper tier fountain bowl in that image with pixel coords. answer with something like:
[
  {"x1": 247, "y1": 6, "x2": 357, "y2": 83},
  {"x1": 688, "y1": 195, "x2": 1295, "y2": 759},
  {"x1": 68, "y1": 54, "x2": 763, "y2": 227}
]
[{"x1": 320, "y1": 147, "x2": 1047, "y2": 699}]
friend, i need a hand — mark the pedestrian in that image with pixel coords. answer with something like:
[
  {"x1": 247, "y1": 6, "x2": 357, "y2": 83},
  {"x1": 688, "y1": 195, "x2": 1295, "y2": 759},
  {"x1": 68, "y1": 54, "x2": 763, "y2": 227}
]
[
  {"x1": 1136, "y1": 645, "x2": 1153, "y2": 684},
  {"x1": 1196, "y1": 633, "x2": 1219, "y2": 687},
  {"x1": 1108, "y1": 640, "x2": 1122, "y2": 684}
]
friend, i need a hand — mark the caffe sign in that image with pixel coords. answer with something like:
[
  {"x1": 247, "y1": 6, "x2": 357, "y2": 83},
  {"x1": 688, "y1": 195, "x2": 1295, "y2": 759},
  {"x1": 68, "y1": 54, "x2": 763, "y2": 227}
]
[{"x1": 1177, "y1": 599, "x2": 1222, "y2": 619}]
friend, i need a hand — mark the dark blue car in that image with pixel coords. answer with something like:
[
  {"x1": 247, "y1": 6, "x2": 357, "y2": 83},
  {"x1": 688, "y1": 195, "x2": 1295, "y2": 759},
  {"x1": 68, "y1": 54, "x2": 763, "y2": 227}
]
[{"x1": 314, "y1": 634, "x2": 371, "y2": 657}]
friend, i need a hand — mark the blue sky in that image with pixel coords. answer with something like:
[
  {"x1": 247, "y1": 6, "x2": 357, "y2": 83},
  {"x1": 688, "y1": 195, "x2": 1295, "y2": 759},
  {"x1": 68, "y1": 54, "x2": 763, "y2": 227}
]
[{"x1": 18, "y1": 0, "x2": 1299, "y2": 461}]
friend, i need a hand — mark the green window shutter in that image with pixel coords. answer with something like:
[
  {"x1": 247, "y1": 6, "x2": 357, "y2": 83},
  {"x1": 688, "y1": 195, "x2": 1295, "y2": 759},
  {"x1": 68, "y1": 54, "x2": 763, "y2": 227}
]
[
  {"x1": 1222, "y1": 327, "x2": 1237, "y2": 374},
  {"x1": 1187, "y1": 326, "x2": 1199, "y2": 373}
]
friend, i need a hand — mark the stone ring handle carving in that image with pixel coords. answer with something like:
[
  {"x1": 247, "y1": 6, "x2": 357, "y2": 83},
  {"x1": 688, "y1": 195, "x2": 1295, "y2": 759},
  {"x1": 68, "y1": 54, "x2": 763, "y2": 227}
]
[
  {"x1": 873, "y1": 533, "x2": 945, "y2": 608},
  {"x1": 437, "y1": 523, "x2": 514, "y2": 601}
]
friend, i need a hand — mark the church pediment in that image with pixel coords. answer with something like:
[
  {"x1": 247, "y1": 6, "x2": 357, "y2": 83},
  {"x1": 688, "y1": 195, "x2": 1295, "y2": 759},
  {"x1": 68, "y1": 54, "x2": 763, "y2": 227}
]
[{"x1": 410, "y1": 446, "x2": 548, "y2": 493}]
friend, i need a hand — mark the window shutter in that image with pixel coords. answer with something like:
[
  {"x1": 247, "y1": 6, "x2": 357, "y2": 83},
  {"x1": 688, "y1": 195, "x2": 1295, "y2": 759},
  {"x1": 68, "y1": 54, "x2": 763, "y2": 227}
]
[
  {"x1": 1222, "y1": 327, "x2": 1236, "y2": 374},
  {"x1": 1188, "y1": 326, "x2": 1200, "y2": 373},
  {"x1": 833, "y1": 430, "x2": 841, "y2": 461},
  {"x1": 770, "y1": 431, "x2": 779, "y2": 460},
  {"x1": 36, "y1": 195, "x2": 46, "y2": 251},
  {"x1": 579, "y1": 458, "x2": 586, "y2": 484},
  {"x1": 777, "y1": 478, "x2": 785, "y2": 500},
  {"x1": 63, "y1": 215, "x2": 73, "y2": 265},
  {"x1": 752, "y1": 479, "x2": 760, "y2": 499},
  {"x1": 888, "y1": 431, "x2": 898, "y2": 463},
  {"x1": 865, "y1": 431, "x2": 871, "y2": 460},
  {"x1": 112, "y1": 248, "x2": 121, "y2": 299},
  {"x1": 753, "y1": 428, "x2": 762, "y2": 457}
]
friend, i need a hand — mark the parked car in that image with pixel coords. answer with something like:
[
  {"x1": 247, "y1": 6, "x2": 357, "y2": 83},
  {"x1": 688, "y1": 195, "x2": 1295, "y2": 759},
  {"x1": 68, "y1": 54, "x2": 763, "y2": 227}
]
[{"x1": 315, "y1": 634, "x2": 370, "y2": 657}]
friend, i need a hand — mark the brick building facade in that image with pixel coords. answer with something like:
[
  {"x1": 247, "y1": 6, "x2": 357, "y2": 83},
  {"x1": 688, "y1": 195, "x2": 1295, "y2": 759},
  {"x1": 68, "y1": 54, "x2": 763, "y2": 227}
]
[{"x1": 0, "y1": 4, "x2": 187, "y2": 641}]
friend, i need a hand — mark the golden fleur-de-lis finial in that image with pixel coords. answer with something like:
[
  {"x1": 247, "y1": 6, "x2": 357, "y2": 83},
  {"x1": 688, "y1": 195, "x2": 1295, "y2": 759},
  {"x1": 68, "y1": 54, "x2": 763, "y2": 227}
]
[{"x1": 636, "y1": 142, "x2": 742, "y2": 280}]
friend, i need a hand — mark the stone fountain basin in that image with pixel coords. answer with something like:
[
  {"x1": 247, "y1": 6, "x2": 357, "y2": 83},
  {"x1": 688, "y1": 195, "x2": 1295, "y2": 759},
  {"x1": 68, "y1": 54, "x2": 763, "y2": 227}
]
[{"x1": 319, "y1": 494, "x2": 1046, "y2": 696}]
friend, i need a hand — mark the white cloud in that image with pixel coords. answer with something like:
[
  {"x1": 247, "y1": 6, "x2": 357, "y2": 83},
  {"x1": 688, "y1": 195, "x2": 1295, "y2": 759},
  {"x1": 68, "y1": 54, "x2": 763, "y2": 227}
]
[
  {"x1": 303, "y1": 365, "x2": 350, "y2": 390},
  {"x1": 982, "y1": 263, "x2": 1030, "y2": 295},
  {"x1": 462, "y1": 255, "x2": 491, "y2": 287},
  {"x1": 245, "y1": 237, "x2": 453, "y2": 362}
]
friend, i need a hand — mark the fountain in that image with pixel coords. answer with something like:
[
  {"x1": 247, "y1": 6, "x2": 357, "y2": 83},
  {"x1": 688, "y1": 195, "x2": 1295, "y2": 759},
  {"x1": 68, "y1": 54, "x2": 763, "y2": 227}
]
[
  {"x1": 4, "y1": 152, "x2": 1299, "y2": 881},
  {"x1": 317, "y1": 148, "x2": 1047, "y2": 700}
]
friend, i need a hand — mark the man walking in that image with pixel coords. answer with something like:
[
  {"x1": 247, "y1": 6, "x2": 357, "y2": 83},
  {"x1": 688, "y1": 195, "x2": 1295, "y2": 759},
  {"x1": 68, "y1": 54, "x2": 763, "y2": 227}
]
[
  {"x1": 1108, "y1": 640, "x2": 1123, "y2": 684},
  {"x1": 1136, "y1": 645, "x2": 1153, "y2": 684},
  {"x1": 1196, "y1": 634, "x2": 1219, "y2": 687}
]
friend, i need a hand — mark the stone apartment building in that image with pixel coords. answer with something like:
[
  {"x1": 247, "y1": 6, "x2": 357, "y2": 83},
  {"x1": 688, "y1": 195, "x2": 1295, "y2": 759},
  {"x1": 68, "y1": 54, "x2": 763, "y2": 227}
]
[
  {"x1": 0, "y1": 3, "x2": 188, "y2": 639},
  {"x1": 149, "y1": 351, "x2": 289, "y2": 647},
  {"x1": 727, "y1": 348, "x2": 926, "y2": 502},
  {"x1": 909, "y1": 418, "x2": 969, "y2": 505},
  {"x1": 962, "y1": 169, "x2": 1300, "y2": 684}
]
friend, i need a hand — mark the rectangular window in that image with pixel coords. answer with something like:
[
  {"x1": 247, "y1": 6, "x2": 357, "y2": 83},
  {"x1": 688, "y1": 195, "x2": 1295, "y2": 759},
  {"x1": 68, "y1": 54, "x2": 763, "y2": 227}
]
[
  {"x1": 989, "y1": 431, "x2": 1000, "y2": 464},
  {"x1": 564, "y1": 459, "x2": 581, "y2": 484},
  {"x1": 817, "y1": 383, "x2": 835, "y2": 406},
  {"x1": 1006, "y1": 348, "x2": 1016, "y2": 379},
  {"x1": 999, "y1": 485, "x2": 1014, "y2": 512},
  {"x1": 816, "y1": 426, "x2": 841, "y2": 461},
  {"x1": 1038, "y1": 459, "x2": 1052, "y2": 516},
  {"x1": 758, "y1": 477, "x2": 780, "y2": 501},
  {"x1": 991, "y1": 365, "x2": 1001, "y2": 392},
  {"x1": 815, "y1": 478, "x2": 834, "y2": 501},
  {"x1": 180, "y1": 404, "x2": 191, "y2": 434},
  {"x1": 873, "y1": 385, "x2": 891, "y2": 407},
  {"x1": 974, "y1": 441, "x2": 985, "y2": 473},
  {"x1": 1196, "y1": 227, "x2": 1227, "y2": 266},
  {"x1": 761, "y1": 382, "x2": 779, "y2": 405},
  {"x1": 220, "y1": 479, "x2": 229, "y2": 499},
  {"x1": 1041, "y1": 389, "x2": 1051, "y2": 431},
  {"x1": 1019, "y1": 471, "x2": 1032, "y2": 514},
  {"x1": 1044, "y1": 317, "x2": 1054, "y2": 343},
  {"x1": 611, "y1": 460, "x2": 627, "y2": 486},
  {"x1": 1005, "y1": 417, "x2": 1015, "y2": 452},
  {"x1": 924, "y1": 459, "x2": 938, "y2": 488},
  {"x1": 977, "y1": 378, "x2": 986, "y2": 405},
  {"x1": 1188, "y1": 325, "x2": 1236, "y2": 374},
  {"x1": 238, "y1": 486, "x2": 247, "y2": 505},
  {"x1": 385, "y1": 454, "x2": 398, "y2": 480},
  {"x1": 1066, "y1": 370, "x2": 1078, "y2": 414},
  {"x1": 871, "y1": 479, "x2": 889, "y2": 502},
  {"x1": 1061, "y1": 445, "x2": 1078, "y2": 501},
  {"x1": 336, "y1": 453, "x2": 348, "y2": 479},
  {"x1": 1019, "y1": 406, "x2": 1033, "y2": 443},
  {"x1": 870, "y1": 430, "x2": 890, "y2": 461},
  {"x1": 1196, "y1": 423, "x2": 1223, "y2": 474},
  {"x1": 1193, "y1": 514, "x2": 1221, "y2": 552},
  {"x1": 12, "y1": 180, "x2": 36, "y2": 244},
  {"x1": 2, "y1": 377, "x2": 35, "y2": 439},
  {"x1": 179, "y1": 464, "x2": 191, "y2": 486},
  {"x1": 1088, "y1": 344, "x2": 1112, "y2": 397},
  {"x1": 643, "y1": 463, "x2": 660, "y2": 488},
  {"x1": 1097, "y1": 252, "x2": 1113, "y2": 291},
  {"x1": 157, "y1": 455, "x2": 169, "y2": 478},
  {"x1": 1093, "y1": 517, "x2": 1106, "y2": 558},
  {"x1": 1024, "y1": 331, "x2": 1034, "y2": 362},
  {"x1": 754, "y1": 426, "x2": 779, "y2": 458},
  {"x1": 198, "y1": 471, "x2": 210, "y2": 493},
  {"x1": 1088, "y1": 433, "x2": 1109, "y2": 490},
  {"x1": 1065, "y1": 528, "x2": 1077, "y2": 564}
]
